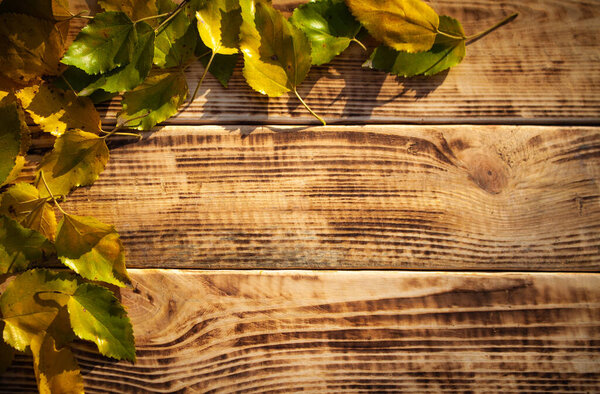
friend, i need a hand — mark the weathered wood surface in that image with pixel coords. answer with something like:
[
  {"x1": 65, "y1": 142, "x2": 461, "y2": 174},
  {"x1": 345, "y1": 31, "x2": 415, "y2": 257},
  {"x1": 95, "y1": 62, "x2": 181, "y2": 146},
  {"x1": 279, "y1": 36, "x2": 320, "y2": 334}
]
[
  {"x1": 67, "y1": 0, "x2": 600, "y2": 125},
  {"x1": 23, "y1": 125, "x2": 594, "y2": 270},
  {"x1": 2, "y1": 270, "x2": 600, "y2": 393}
]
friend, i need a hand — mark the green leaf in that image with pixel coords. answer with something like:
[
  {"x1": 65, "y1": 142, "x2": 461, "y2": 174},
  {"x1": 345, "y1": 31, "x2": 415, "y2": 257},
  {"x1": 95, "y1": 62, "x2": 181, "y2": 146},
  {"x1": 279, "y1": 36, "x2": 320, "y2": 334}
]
[
  {"x1": 0, "y1": 183, "x2": 58, "y2": 241},
  {"x1": 68, "y1": 283, "x2": 135, "y2": 362},
  {"x1": 0, "y1": 101, "x2": 22, "y2": 185},
  {"x1": 119, "y1": 70, "x2": 188, "y2": 130},
  {"x1": 153, "y1": 0, "x2": 198, "y2": 68},
  {"x1": 79, "y1": 21, "x2": 156, "y2": 95},
  {"x1": 52, "y1": 67, "x2": 118, "y2": 104},
  {"x1": 365, "y1": 16, "x2": 466, "y2": 77},
  {"x1": 98, "y1": 0, "x2": 159, "y2": 22},
  {"x1": 36, "y1": 129, "x2": 110, "y2": 198},
  {"x1": 0, "y1": 269, "x2": 79, "y2": 352},
  {"x1": 0, "y1": 215, "x2": 51, "y2": 274},
  {"x1": 345, "y1": 0, "x2": 442, "y2": 53},
  {"x1": 30, "y1": 334, "x2": 85, "y2": 394},
  {"x1": 196, "y1": 0, "x2": 241, "y2": 55},
  {"x1": 55, "y1": 214, "x2": 131, "y2": 288},
  {"x1": 16, "y1": 83, "x2": 102, "y2": 136},
  {"x1": 0, "y1": 13, "x2": 66, "y2": 83},
  {"x1": 239, "y1": 0, "x2": 311, "y2": 97},
  {"x1": 290, "y1": 0, "x2": 362, "y2": 65},
  {"x1": 61, "y1": 11, "x2": 136, "y2": 75},
  {"x1": 196, "y1": 41, "x2": 238, "y2": 87}
]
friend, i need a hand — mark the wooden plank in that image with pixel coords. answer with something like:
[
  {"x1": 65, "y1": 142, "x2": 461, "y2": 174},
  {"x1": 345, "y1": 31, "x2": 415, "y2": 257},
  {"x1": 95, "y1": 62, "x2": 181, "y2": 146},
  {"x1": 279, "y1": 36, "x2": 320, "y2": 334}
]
[
  {"x1": 25, "y1": 125, "x2": 596, "y2": 271},
  {"x1": 67, "y1": 0, "x2": 600, "y2": 124},
  {"x1": 2, "y1": 270, "x2": 599, "y2": 393}
]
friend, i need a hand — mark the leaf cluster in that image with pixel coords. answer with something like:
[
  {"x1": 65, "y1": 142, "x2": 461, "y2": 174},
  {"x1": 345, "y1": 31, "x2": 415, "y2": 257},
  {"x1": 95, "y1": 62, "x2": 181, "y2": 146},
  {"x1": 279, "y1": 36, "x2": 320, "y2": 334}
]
[{"x1": 0, "y1": 0, "x2": 516, "y2": 392}]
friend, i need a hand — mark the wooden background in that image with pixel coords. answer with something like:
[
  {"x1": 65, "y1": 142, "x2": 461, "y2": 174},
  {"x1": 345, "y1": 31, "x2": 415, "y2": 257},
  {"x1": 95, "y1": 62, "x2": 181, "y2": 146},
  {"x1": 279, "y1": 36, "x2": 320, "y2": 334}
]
[{"x1": 2, "y1": 0, "x2": 600, "y2": 392}]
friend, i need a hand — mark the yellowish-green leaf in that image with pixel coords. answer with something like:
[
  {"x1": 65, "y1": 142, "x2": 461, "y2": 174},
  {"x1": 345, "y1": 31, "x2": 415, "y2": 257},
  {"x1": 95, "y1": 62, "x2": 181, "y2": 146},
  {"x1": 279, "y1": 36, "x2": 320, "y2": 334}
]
[
  {"x1": 16, "y1": 83, "x2": 102, "y2": 136},
  {"x1": 68, "y1": 283, "x2": 136, "y2": 361},
  {"x1": 153, "y1": 0, "x2": 197, "y2": 68},
  {"x1": 119, "y1": 70, "x2": 188, "y2": 130},
  {"x1": 0, "y1": 13, "x2": 66, "y2": 83},
  {"x1": 240, "y1": 0, "x2": 311, "y2": 97},
  {"x1": 0, "y1": 183, "x2": 57, "y2": 241},
  {"x1": 31, "y1": 335, "x2": 85, "y2": 394},
  {"x1": 37, "y1": 130, "x2": 109, "y2": 198},
  {"x1": 0, "y1": 215, "x2": 52, "y2": 274},
  {"x1": 99, "y1": 0, "x2": 159, "y2": 22},
  {"x1": 0, "y1": 101, "x2": 22, "y2": 185},
  {"x1": 56, "y1": 214, "x2": 131, "y2": 288},
  {"x1": 345, "y1": 0, "x2": 441, "y2": 53},
  {"x1": 0, "y1": 269, "x2": 79, "y2": 352},
  {"x1": 196, "y1": 0, "x2": 241, "y2": 55},
  {"x1": 61, "y1": 11, "x2": 136, "y2": 75},
  {"x1": 0, "y1": 156, "x2": 25, "y2": 188},
  {"x1": 365, "y1": 16, "x2": 466, "y2": 77}
]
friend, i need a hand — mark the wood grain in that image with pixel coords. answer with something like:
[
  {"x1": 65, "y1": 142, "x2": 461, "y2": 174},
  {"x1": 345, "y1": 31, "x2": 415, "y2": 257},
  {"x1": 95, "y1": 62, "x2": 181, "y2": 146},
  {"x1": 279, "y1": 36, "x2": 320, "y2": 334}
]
[
  {"x1": 24, "y1": 125, "x2": 595, "y2": 270},
  {"x1": 2, "y1": 270, "x2": 600, "y2": 393},
  {"x1": 67, "y1": 0, "x2": 600, "y2": 125}
]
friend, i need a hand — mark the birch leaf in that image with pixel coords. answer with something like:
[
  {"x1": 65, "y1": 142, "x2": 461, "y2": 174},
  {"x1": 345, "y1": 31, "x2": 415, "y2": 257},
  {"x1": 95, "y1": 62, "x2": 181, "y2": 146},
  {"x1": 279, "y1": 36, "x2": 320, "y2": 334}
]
[
  {"x1": 196, "y1": 0, "x2": 242, "y2": 55},
  {"x1": 290, "y1": 0, "x2": 362, "y2": 65},
  {"x1": 0, "y1": 269, "x2": 79, "y2": 352},
  {"x1": 78, "y1": 21, "x2": 155, "y2": 95},
  {"x1": 119, "y1": 70, "x2": 188, "y2": 130},
  {"x1": 61, "y1": 11, "x2": 137, "y2": 75},
  {"x1": 0, "y1": 183, "x2": 57, "y2": 241},
  {"x1": 345, "y1": 0, "x2": 440, "y2": 53},
  {"x1": 55, "y1": 214, "x2": 131, "y2": 288},
  {"x1": 365, "y1": 16, "x2": 466, "y2": 77},
  {"x1": 154, "y1": 0, "x2": 197, "y2": 68},
  {"x1": 36, "y1": 130, "x2": 109, "y2": 198},
  {"x1": 196, "y1": 40, "x2": 239, "y2": 87},
  {"x1": 68, "y1": 283, "x2": 135, "y2": 361},
  {"x1": 0, "y1": 216, "x2": 50, "y2": 274},
  {"x1": 0, "y1": 101, "x2": 22, "y2": 185},
  {"x1": 31, "y1": 335, "x2": 85, "y2": 394},
  {"x1": 16, "y1": 83, "x2": 102, "y2": 136}
]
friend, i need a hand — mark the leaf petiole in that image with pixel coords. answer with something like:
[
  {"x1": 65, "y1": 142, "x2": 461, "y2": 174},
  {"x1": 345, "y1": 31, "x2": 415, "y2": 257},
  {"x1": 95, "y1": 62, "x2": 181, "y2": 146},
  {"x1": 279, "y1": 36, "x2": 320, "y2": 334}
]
[
  {"x1": 293, "y1": 88, "x2": 326, "y2": 126},
  {"x1": 435, "y1": 29, "x2": 465, "y2": 41},
  {"x1": 191, "y1": 51, "x2": 216, "y2": 102},
  {"x1": 135, "y1": 12, "x2": 170, "y2": 24},
  {"x1": 351, "y1": 38, "x2": 367, "y2": 51},
  {"x1": 39, "y1": 171, "x2": 67, "y2": 215},
  {"x1": 155, "y1": 0, "x2": 190, "y2": 33},
  {"x1": 466, "y1": 13, "x2": 519, "y2": 42}
]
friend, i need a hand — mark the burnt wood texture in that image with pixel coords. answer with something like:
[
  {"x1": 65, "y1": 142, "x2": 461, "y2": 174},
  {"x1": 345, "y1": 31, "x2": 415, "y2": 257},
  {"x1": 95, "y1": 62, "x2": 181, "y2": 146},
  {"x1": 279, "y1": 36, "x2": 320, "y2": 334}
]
[{"x1": 2, "y1": 0, "x2": 600, "y2": 392}]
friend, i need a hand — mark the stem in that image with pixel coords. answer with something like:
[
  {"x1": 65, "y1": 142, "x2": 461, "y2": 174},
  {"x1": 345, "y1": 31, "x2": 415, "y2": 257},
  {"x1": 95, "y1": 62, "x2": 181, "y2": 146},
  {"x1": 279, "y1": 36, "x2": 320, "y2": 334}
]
[
  {"x1": 155, "y1": 0, "x2": 190, "y2": 33},
  {"x1": 135, "y1": 12, "x2": 170, "y2": 24},
  {"x1": 40, "y1": 172, "x2": 67, "y2": 215},
  {"x1": 351, "y1": 38, "x2": 367, "y2": 51},
  {"x1": 467, "y1": 13, "x2": 518, "y2": 41},
  {"x1": 293, "y1": 88, "x2": 326, "y2": 126},
  {"x1": 60, "y1": 74, "x2": 77, "y2": 95},
  {"x1": 191, "y1": 51, "x2": 216, "y2": 101},
  {"x1": 436, "y1": 29, "x2": 465, "y2": 41}
]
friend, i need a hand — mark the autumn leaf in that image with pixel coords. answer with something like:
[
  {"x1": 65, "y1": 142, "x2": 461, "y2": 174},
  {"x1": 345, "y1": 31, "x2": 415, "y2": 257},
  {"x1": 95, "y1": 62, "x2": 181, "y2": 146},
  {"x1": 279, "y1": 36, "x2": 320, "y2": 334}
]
[
  {"x1": 61, "y1": 11, "x2": 137, "y2": 75},
  {"x1": 36, "y1": 130, "x2": 110, "y2": 198},
  {"x1": 345, "y1": 0, "x2": 441, "y2": 53},
  {"x1": 0, "y1": 0, "x2": 71, "y2": 20},
  {"x1": 78, "y1": 21, "x2": 156, "y2": 95},
  {"x1": 16, "y1": 83, "x2": 102, "y2": 136},
  {"x1": 30, "y1": 334, "x2": 85, "y2": 394},
  {"x1": 119, "y1": 70, "x2": 188, "y2": 130},
  {"x1": 53, "y1": 66, "x2": 118, "y2": 104},
  {"x1": 196, "y1": 0, "x2": 241, "y2": 55},
  {"x1": 0, "y1": 216, "x2": 52, "y2": 274},
  {"x1": 68, "y1": 283, "x2": 136, "y2": 361},
  {"x1": 196, "y1": 41, "x2": 239, "y2": 87},
  {"x1": 290, "y1": 0, "x2": 363, "y2": 65},
  {"x1": 0, "y1": 13, "x2": 66, "y2": 83},
  {"x1": 55, "y1": 214, "x2": 131, "y2": 288},
  {"x1": 153, "y1": 0, "x2": 198, "y2": 68},
  {"x1": 0, "y1": 269, "x2": 79, "y2": 352},
  {"x1": 0, "y1": 101, "x2": 22, "y2": 186},
  {"x1": 239, "y1": 0, "x2": 324, "y2": 124},
  {"x1": 99, "y1": 0, "x2": 159, "y2": 22},
  {"x1": 0, "y1": 183, "x2": 58, "y2": 241},
  {"x1": 365, "y1": 16, "x2": 466, "y2": 77}
]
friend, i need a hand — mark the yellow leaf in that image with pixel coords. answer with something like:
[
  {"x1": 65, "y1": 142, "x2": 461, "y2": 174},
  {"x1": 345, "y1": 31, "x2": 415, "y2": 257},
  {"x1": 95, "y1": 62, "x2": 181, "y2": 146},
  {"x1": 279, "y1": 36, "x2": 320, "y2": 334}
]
[
  {"x1": 196, "y1": 0, "x2": 241, "y2": 55},
  {"x1": 1, "y1": 183, "x2": 58, "y2": 241},
  {"x1": 31, "y1": 335, "x2": 85, "y2": 394},
  {"x1": 16, "y1": 83, "x2": 101, "y2": 136},
  {"x1": 345, "y1": 0, "x2": 440, "y2": 53},
  {"x1": 0, "y1": 13, "x2": 66, "y2": 83}
]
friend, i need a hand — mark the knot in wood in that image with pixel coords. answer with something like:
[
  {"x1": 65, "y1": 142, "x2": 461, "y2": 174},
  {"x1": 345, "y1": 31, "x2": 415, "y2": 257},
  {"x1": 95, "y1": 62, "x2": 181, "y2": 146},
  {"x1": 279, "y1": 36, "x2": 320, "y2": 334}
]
[{"x1": 462, "y1": 150, "x2": 508, "y2": 194}]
